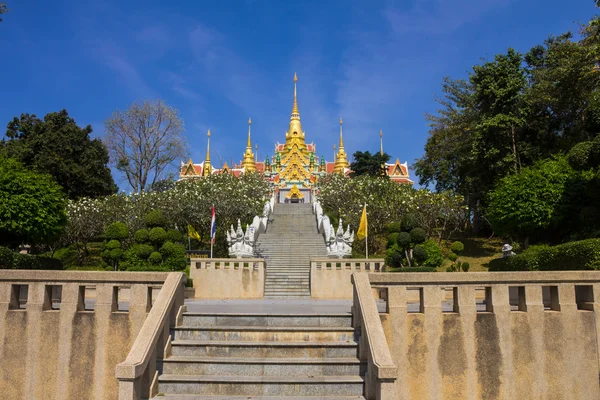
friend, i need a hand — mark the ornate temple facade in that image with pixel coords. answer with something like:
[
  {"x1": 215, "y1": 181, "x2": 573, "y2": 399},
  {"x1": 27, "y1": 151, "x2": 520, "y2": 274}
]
[{"x1": 180, "y1": 74, "x2": 413, "y2": 202}]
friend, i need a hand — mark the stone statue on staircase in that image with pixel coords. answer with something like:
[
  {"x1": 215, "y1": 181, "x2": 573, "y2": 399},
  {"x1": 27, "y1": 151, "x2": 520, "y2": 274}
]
[{"x1": 313, "y1": 199, "x2": 354, "y2": 258}]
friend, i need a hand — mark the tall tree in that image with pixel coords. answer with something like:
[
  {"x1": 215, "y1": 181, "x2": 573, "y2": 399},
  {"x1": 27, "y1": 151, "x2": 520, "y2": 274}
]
[
  {"x1": 350, "y1": 151, "x2": 391, "y2": 177},
  {"x1": 104, "y1": 99, "x2": 187, "y2": 193},
  {"x1": 2, "y1": 110, "x2": 117, "y2": 199},
  {"x1": 0, "y1": 2, "x2": 7, "y2": 23},
  {"x1": 0, "y1": 156, "x2": 67, "y2": 247}
]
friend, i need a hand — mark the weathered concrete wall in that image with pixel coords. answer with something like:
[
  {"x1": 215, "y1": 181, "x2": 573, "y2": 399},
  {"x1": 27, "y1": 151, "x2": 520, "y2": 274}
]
[
  {"x1": 311, "y1": 259, "x2": 384, "y2": 299},
  {"x1": 191, "y1": 258, "x2": 264, "y2": 299},
  {"x1": 368, "y1": 272, "x2": 600, "y2": 400},
  {"x1": 0, "y1": 270, "x2": 171, "y2": 400}
]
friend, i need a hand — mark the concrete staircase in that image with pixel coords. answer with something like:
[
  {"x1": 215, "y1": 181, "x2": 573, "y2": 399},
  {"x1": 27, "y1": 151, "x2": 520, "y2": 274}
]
[
  {"x1": 155, "y1": 311, "x2": 365, "y2": 399},
  {"x1": 255, "y1": 203, "x2": 328, "y2": 298}
]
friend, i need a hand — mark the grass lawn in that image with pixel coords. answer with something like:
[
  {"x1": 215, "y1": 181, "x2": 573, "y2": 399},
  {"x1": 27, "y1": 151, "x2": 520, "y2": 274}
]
[{"x1": 438, "y1": 236, "x2": 504, "y2": 272}]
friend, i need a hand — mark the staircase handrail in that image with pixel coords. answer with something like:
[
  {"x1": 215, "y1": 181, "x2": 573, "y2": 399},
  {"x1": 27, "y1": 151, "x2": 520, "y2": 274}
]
[
  {"x1": 116, "y1": 272, "x2": 186, "y2": 399},
  {"x1": 351, "y1": 272, "x2": 397, "y2": 399}
]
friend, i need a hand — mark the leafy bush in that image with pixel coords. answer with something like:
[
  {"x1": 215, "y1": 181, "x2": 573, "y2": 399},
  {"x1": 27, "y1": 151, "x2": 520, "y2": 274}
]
[
  {"x1": 166, "y1": 229, "x2": 183, "y2": 243},
  {"x1": 413, "y1": 244, "x2": 428, "y2": 263},
  {"x1": 148, "y1": 251, "x2": 163, "y2": 264},
  {"x1": 134, "y1": 229, "x2": 149, "y2": 244},
  {"x1": 450, "y1": 241, "x2": 464, "y2": 254},
  {"x1": 144, "y1": 210, "x2": 167, "y2": 228},
  {"x1": 396, "y1": 232, "x2": 412, "y2": 248},
  {"x1": 461, "y1": 262, "x2": 470, "y2": 272},
  {"x1": 421, "y1": 239, "x2": 443, "y2": 269},
  {"x1": 159, "y1": 241, "x2": 185, "y2": 258},
  {"x1": 105, "y1": 222, "x2": 129, "y2": 241},
  {"x1": 488, "y1": 239, "x2": 600, "y2": 271},
  {"x1": 149, "y1": 227, "x2": 167, "y2": 246},
  {"x1": 410, "y1": 227, "x2": 427, "y2": 244},
  {"x1": 105, "y1": 239, "x2": 121, "y2": 250},
  {"x1": 387, "y1": 233, "x2": 400, "y2": 248},
  {"x1": 387, "y1": 222, "x2": 401, "y2": 234},
  {"x1": 448, "y1": 252, "x2": 458, "y2": 262},
  {"x1": 0, "y1": 247, "x2": 64, "y2": 270},
  {"x1": 133, "y1": 244, "x2": 154, "y2": 259}
]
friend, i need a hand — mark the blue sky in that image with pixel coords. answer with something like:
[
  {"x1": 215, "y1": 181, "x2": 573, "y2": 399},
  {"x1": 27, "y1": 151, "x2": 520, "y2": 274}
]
[{"x1": 0, "y1": 0, "x2": 597, "y2": 188}]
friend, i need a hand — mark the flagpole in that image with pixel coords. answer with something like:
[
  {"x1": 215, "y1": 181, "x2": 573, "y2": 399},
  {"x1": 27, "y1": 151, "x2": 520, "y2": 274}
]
[{"x1": 365, "y1": 203, "x2": 368, "y2": 259}]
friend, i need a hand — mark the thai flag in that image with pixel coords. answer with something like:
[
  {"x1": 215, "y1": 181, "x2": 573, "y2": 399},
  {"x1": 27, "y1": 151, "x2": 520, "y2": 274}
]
[{"x1": 210, "y1": 205, "x2": 216, "y2": 243}]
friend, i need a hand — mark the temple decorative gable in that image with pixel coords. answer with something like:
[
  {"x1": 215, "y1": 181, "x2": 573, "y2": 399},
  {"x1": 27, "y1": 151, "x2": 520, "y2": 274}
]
[{"x1": 179, "y1": 73, "x2": 414, "y2": 191}]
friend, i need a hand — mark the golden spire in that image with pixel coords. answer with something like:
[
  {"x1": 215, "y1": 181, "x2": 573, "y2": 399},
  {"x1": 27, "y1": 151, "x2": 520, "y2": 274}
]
[
  {"x1": 242, "y1": 118, "x2": 256, "y2": 173},
  {"x1": 291, "y1": 72, "x2": 299, "y2": 119},
  {"x1": 379, "y1": 129, "x2": 383, "y2": 156},
  {"x1": 203, "y1": 129, "x2": 212, "y2": 176},
  {"x1": 333, "y1": 117, "x2": 350, "y2": 173}
]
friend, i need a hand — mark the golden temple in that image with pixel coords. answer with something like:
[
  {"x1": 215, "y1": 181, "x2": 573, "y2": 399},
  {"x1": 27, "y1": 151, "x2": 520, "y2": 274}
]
[{"x1": 180, "y1": 74, "x2": 413, "y2": 202}]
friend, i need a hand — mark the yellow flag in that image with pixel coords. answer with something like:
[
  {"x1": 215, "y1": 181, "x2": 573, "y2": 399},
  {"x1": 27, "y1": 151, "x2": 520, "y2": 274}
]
[
  {"x1": 188, "y1": 224, "x2": 201, "y2": 241},
  {"x1": 357, "y1": 204, "x2": 368, "y2": 240}
]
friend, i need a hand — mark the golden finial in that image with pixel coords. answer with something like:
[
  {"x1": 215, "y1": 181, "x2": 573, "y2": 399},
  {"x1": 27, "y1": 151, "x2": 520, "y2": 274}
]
[
  {"x1": 339, "y1": 117, "x2": 345, "y2": 149},
  {"x1": 248, "y1": 117, "x2": 252, "y2": 125},
  {"x1": 203, "y1": 129, "x2": 212, "y2": 176},
  {"x1": 334, "y1": 119, "x2": 350, "y2": 173},
  {"x1": 247, "y1": 118, "x2": 252, "y2": 147},
  {"x1": 207, "y1": 129, "x2": 211, "y2": 137},
  {"x1": 340, "y1": 117, "x2": 343, "y2": 125},
  {"x1": 242, "y1": 120, "x2": 256, "y2": 172},
  {"x1": 379, "y1": 129, "x2": 383, "y2": 156},
  {"x1": 291, "y1": 73, "x2": 300, "y2": 119}
]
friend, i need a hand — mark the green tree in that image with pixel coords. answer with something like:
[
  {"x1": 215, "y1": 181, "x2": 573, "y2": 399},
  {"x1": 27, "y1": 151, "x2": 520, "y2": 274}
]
[
  {"x1": 104, "y1": 100, "x2": 187, "y2": 193},
  {"x1": 350, "y1": 151, "x2": 391, "y2": 177},
  {"x1": 0, "y1": 157, "x2": 67, "y2": 246},
  {"x1": 487, "y1": 157, "x2": 575, "y2": 241},
  {"x1": 2, "y1": 110, "x2": 117, "y2": 199},
  {"x1": 0, "y1": 2, "x2": 7, "y2": 22}
]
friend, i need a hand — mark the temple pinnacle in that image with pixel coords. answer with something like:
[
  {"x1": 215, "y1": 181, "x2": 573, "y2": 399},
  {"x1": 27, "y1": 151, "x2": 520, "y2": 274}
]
[
  {"x1": 380, "y1": 129, "x2": 383, "y2": 156},
  {"x1": 339, "y1": 117, "x2": 344, "y2": 149},
  {"x1": 291, "y1": 73, "x2": 300, "y2": 119},
  {"x1": 203, "y1": 129, "x2": 212, "y2": 176}
]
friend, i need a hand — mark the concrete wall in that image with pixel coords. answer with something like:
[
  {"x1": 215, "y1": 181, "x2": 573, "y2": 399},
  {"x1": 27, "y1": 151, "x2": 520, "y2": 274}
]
[
  {"x1": 0, "y1": 270, "x2": 171, "y2": 400},
  {"x1": 191, "y1": 258, "x2": 265, "y2": 299},
  {"x1": 311, "y1": 259, "x2": 384, "y2": 299},
  {"x1": 367, "y1": 272, "x2": 600, "y2": 400}
]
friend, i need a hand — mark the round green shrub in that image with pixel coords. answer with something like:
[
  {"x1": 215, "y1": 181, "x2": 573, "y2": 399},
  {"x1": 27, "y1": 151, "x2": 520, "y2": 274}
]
[
  {"x1": 396, "y1": 232, "x2": 412, "y2": 248},
  {"x1": 446, "y1": 265, "x2": 457, "y2": 272},
  {"x1": 386, "y1": 222, "x2": 401, "y2": 234},
  {"x1": 148, "y1": 251, "x2": 163, "y2": 264},
  {"x1": 401, "y1": 214, "x2": 419, "y2": 232},
  {"x1": 109, "y1": 248, "x2": 123, "y2": 260},
  {"x1": 166, "y1": 229, "x2": 183, "y2": 243},
  {"x1": 159, "y1": 241, "x2": 185, "y2": 258},
  {"x1": 149, "y1": 227, "x2": 167, "y2": 246},
  {"x1": 410, "y1": 227, "x2": 427, "y2": 244},
  {"x1": 385, "y1": 245, "x2": 404, "y2": 268},
  {"x1": 105, "y1": 222, "x2": 129, "y2": 241},
  {"x1": 133, "y1": 244, "x2": 154, "y2": 259},
  {"x1": 134, "y1": 229, "x2": 149, "y2": 244},
  {"x1": 413, "y1": 244, "x2": 428, "y2": 264},
  {"x1": 448, "y1": 252, "x2": 458, "y2": 262},
  {"x1": 461, "y1": 262, "x2": 470, "y2": 272},
  {"x1": 144, "y1": 210, "x2": 167, "y2": 228},
  {"x1": 421, "y1": 239, "x2": 444, "y2": 268},
  {"x1": 105, "y1": 239, "x2": 121, "y2": 250},
  {"x1": 450, "y1": 241, "x2": 465, "y2": 254},
  {"x1": 387, "y1": 233, "x2": 400, "y2": 249}
]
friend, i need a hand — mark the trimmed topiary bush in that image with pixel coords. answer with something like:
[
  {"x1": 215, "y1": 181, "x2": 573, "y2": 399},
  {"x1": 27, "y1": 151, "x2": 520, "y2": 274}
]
[
  {"x1": 396, "y1": 232, "x2": 412, "y2": 248},
  {"x1": 105, "y1": 239, "x2": 121, "y2": 250},
  {"x1": 401, "y1": 214, "x2": 419, "y2": 232},
  {"x1": 421, "y1": 239, "x2": 444, "y2": 269},
  {"x1": 144, "y1": 210, "x2": 167, "y2": 228},
  {"x1": 166, "y1": 229, "x2": 183, "y2": 243},
  {"x1": 149, "y1": 227, "x2": 167, "y2": 246},
  {"x1": 134, "y1": 229, "x2": 149, "y2": 244},
  {"x1": 148, "y1": 251, "x2": 163, "y2": 264},
  {"x1": 105, "y1": 222, "x2": 129, "y2": 241},
  {"x1": 387, "y1": 222, "x2": 401, "y2": 234},
  {"x1": 450, "y1": 241, "x2": 465, "y2": 254},
  {"x1": 386, "y1": 245, "x2": 404, "y2": 268},
  {"x1": 413, "y1": 244, "x2": 428, "y2": 264},
  {"x1": 448, "y1": 252, "x2": 458, "y2": 262},
  {"x1": 133, "y1": 244, "x2": 154, "y2": 259},
  {"x1": 410, "y1": 228, "x2": 427, "y2": 244},
  {"x1": 461, "y1": 262, "x2": 470, "y2": 272},
  {"x1": 0, "y1": 247, "x2": 63, "y2": 270},
  {"x1": 387, "y1": 233, "x2": 400, "y2": 249}
]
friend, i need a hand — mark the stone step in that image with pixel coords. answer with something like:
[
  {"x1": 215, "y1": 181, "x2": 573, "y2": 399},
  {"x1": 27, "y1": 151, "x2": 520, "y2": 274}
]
[
  {"x1": 172, "y1": 326, "x2": 356, "y2": 342},
  {"x1": 160, "y1": 356, "x2": 365, "y2": 376},
  {"x1": 171, "y1": 340, "x2": 358, "y2": 358},
  {"x1": 182, "y1": 313, "x2": 353, "y2": 327},
  {"x1": 154, "y1": 394, "x2": 365, "y2": 400},
  {"x1": 157, "y1": 375, "x2": 364, "y2": 397}
]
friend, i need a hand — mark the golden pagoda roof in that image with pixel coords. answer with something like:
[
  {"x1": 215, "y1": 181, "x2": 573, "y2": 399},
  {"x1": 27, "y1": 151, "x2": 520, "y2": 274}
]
[{"x1": 242, "y1": 118, "x2": 256, "y2": 173}]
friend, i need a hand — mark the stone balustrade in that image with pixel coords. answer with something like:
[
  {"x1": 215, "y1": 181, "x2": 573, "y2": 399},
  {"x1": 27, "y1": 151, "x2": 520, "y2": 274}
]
[
  {"x1": 357, "y1": 271, "x2": 600, "y2": 400},
  {"x1": 310, "y1": 258, "x2": 384, "y2": 299},
  {"x1": 0, "y1": 270, "x2": 184, "y2": 400},
  {"x1": 190, "y1": 258, "x2": 266, "y2": 299}
]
